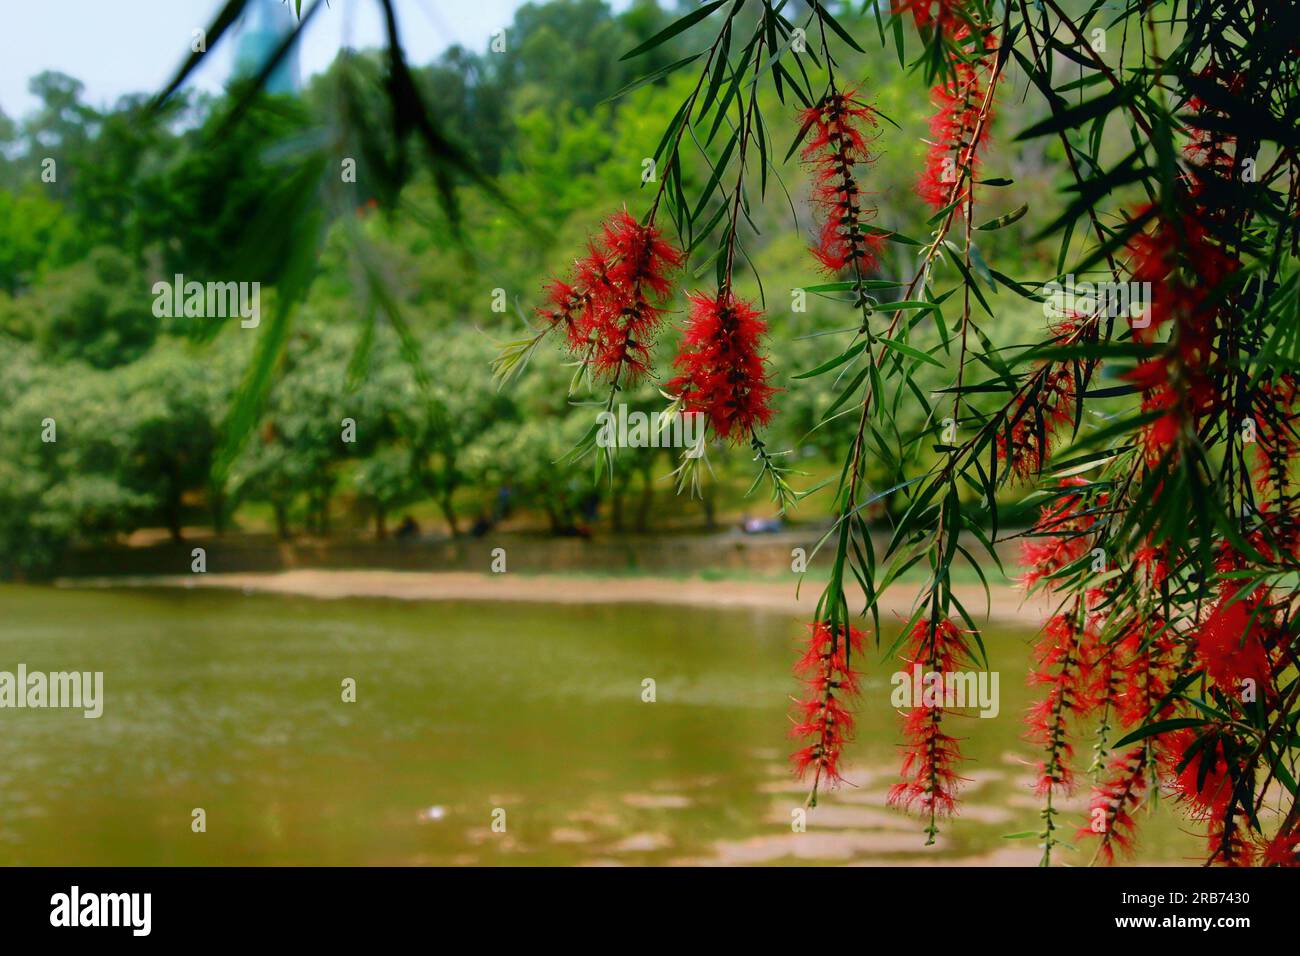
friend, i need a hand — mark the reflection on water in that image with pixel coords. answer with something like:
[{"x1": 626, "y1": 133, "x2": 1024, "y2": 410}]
[{"x1": 0, "y1": 585, "x2": 1201, "y2": 865}]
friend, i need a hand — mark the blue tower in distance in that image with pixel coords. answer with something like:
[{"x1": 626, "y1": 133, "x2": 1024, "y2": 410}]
[{"x1": 231, "y1": 0, "x2": 302, "y2": 94}]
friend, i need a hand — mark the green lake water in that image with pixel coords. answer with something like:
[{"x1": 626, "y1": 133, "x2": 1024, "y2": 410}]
[{"x1": 0, "y1": 584, "x2": 1202, "y2": 865}]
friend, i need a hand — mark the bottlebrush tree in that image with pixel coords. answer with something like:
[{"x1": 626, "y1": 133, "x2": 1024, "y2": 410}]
[{"x1": 498, "y1": 0, "x2": 1300, "y2": 866}]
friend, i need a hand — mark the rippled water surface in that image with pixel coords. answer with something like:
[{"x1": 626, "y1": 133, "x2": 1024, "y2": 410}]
[{"x1": 0, "y1": 584, "x2": 1201, "y2": 865}]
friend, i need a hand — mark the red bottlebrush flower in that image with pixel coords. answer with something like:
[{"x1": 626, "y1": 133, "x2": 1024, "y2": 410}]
[
  {"x1": 1252, "y1": 375, "x2": 1300, "y2": 490},
  {"x1": 1114, "y1": 616, "x2": 1175, "y2": 729},
  {"x1": 1183, "y1": 65, "x2": 1244, "y2": 224},
  {"x1": 601, "y1": 209, "x2": 680, "y2": 301},
  {"x1": 537, "y1": 209, "x2": 683, "y2": 383},
  {"x1": 568, "y1": 240, "x2": 621, "y2": 348},
  {"x1": 667, "y1": 291, "x2": 776, "y2": 441},
  {"x1": 1225, "y1": 835, "x2": 1257, "y2": 866},
  {"x1": 539, "y1": 279, "x2": 593, "y2": 352},
  {"x1": 587, "y1": 294, "x2": 671, "y2": 382},
  {"x1": 1077, "y1": 615, "x2": 1176, "y2": 865},
  {"x1": 1017, "y1": 477, "x2": 1096, "y2": 592},
  {"x1": 790, "y1": 621, "x2": 867, "y2": 791},
  {"x1": 1161, "y1": 727, "x2": 1238, "y2": 818},
  {"x1": 1260, "y1": 833, "x2": 1300, "y2": 867},
  {"x1": 1025, "y1": 613, "x2": 1085, "y2": 797},
  {"x1": 1079, "y1": 603, "x2": 1122, "y2": 721},
  {"x1": 887, "y1": 617, "x2": 969, "y2": 835},
  {"x1": 999, "y1": 371, "x2": 1074, "y2": 480},
  {"x1": 1123, "y1": 208, "x2": 1239, "y2": 467},
  {"x1": 1212, "y1": 819, "x2": 1257, "y2": 867},
  {"x1": 1077, "y1": 746, "x2": 1149, "y2": 864},
  {"x1": 892, "y1": 0, "x2": 967, "y2": 34},
  {"x1": 1185, "y1": 67, "x2": 1240, "y2": 174},
  {"x1": 999, "y1": 334, "x2": 1081, "y2": 480},
  {"x1": 1128, "y1": 211, "x2": 1237, "y2": 349},
  {"x1": 1136, "y1": 387, "x2": 1183, "y2": 465},
  {"x1": 1126, "y1": 357, "x2": 1170, "y2": 391},
  {"x1": 1161, "y1": 727, "x2": 1257, "y2": 865},
  {"x1": 1132, "y1": 543, "x2": 1171, "y2": 592},
  {"x1": 800, "y1": 89, "x2": 885, "y2": 275},
  {"x1": 917, "y1": 31, "x2": 996, "y2": 212},
  {"x1": 1195, "y1": 588, "x2": 1271, "y2": 692},
  {"x1": 1250, "y1": 374, "x2": 1300, "y2": 560}
]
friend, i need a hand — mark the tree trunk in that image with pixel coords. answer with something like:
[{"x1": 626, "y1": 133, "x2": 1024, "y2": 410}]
[
  {"x1": 439, "y1": 494, "x2": 460, "y2": 537},
  {"x1": 635, "y1": 464, "x2": 654, "y2": 532},
  {"x1": 165, "y1": 465, "x2": 183, "y2": 541},
  {"x1": 375, "y1": 506, "x2": 387, "y2": 540},
  {"x1": 210, "y1": 483, "x2": 226, "y2": 536},
  {"x1": 273, "y1": 500, "x2": 290, "y2": 541},
  {"x1": 166, "y1": 492, "x2": 183, "y2": 542},
  {"x1": 612, "y1": 473, "x2": 628, "y2": 532}
]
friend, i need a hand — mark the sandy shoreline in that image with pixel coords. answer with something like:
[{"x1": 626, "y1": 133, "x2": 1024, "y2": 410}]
[{"x1": 56, "y1": 569, "x2": 1051, "y2": 626}]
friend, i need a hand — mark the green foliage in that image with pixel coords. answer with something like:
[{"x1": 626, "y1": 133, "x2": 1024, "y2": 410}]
[
  {"x1": 0, "y1": 0, "x2": 1068, "y2": 578},
  {"x1": 0, "y1": 187, "x2": 81, "y2": 295},
  {"x1": 0, "y1": 338, "x2": 226, "y2": 573},
  {"x1": 19, "y1": 247, "x2": 156, "y2": 368}
]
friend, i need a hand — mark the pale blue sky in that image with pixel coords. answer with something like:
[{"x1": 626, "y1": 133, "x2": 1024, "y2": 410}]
[{"x1": 0, "y1": 0, "x2": 546, "y2": 118}]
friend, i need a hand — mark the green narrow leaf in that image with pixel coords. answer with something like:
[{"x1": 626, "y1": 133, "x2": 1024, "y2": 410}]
[
  {"x1": 877, "y1": 336, "x2": 943, "y2": 367},
  {"x1": 1014, "y1": 88, "x2": 1132, "y2": 141},
  {"x1": 794, "y1": 340, "x2": 868, "y2": 380},
  {"x1": 602, "y1": 53, "x2": 703, "y2": 104},
  {"x1": 1113, "y1": 718, "x2": 1207, "y2": 750},
  {"x1": 976, "y1": 203, "x2": 1029, "y2": 231},
  {"x1": 620, "y1": 0, "x2": 728, "y2": 61},
  {"x1": 813, "y1": 2, "x2": 865, "y2": 53}
]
